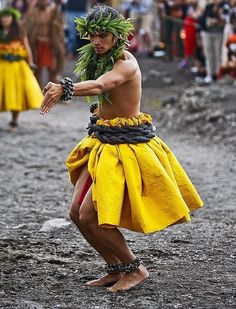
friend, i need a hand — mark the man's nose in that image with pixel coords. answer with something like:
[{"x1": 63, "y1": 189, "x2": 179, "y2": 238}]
[{"x1": 93, "y1": 36, "x2": 101, "y2": 45}]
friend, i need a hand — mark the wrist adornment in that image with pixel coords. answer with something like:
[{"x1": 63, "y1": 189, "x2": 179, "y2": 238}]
[{"x1": 60, "y1": 77, "x2": 74, "y2": 101}]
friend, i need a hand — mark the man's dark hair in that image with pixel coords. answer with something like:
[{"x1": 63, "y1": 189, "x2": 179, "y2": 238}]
[{"x1": 86, "y1": 5, "x2": 120, "y2": 23}]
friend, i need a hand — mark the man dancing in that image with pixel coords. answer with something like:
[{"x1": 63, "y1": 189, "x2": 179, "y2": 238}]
[{"x1": 40, "y1": 5, "x2": 203, "y2": 292}]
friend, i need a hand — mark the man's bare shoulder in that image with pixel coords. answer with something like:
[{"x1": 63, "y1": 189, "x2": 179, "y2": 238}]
[
  {"x1": 123, "y1": 50, "x2": 138, "y2": 61},
  {"x1": 114, "y1": 51, "x2": 140, "y2": 76}
]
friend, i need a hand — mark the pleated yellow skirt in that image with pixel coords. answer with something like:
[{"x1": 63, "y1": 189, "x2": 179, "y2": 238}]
[
  {"x1": 0, "y1": 59, "x2": 43, "y2": 112},
  {"x1": 66, "y1": 113, "x2": 203, "y2": 234}
]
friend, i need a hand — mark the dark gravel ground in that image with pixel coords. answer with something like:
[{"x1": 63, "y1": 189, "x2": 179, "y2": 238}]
[{"x1": 0, "y1": 58, "x2": 235, "y2": 309}]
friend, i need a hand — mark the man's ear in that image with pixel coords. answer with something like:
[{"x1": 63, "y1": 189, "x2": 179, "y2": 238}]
[{"x1": 113, "y1": 36, "x2": 118, "y2": 44}]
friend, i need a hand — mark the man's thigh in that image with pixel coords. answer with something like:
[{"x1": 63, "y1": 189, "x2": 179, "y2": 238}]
[
  {"x1": 70, "y1": 165, "x2": 90, "y2": 213},
  {"x1": 79, "y1": 186, "x2": 98, "y2": 224}
]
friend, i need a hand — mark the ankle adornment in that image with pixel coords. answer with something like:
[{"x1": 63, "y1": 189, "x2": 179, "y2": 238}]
[
  {"x1": 120, "y1": 258, "x2": 142, "y2": 273},
  {"x1": 105, "y1": 263, "x2": 121, "y2": 274},
  {"x1": 105, "y1": 258, "x2": 142, "y2": 274}
]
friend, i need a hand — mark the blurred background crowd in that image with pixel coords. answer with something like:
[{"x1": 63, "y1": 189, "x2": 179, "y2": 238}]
[{"x1": 0, "y1": 0, "x2": 236, "y2": 87}]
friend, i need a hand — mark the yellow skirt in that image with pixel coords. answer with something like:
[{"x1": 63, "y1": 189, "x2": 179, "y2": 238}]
[
  {"x1": 66, "y1": 113, "x2": 203, "y2": 234},
  {"x1": 0, "y1": 59, "x2": 43, "y2": 112}
]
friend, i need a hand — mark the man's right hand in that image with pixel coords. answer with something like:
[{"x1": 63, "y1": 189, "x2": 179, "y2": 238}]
[{"x1": 40, "y1": 82, "x2": 63, "y2": 114}]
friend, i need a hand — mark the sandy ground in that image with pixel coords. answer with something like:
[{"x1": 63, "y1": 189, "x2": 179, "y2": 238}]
[{"x1": 0, "y1": 58, "x2": 236, "y2": 309}]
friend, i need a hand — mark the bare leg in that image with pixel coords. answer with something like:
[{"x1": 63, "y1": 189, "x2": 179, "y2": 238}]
[
  {"x1": 9, "y1": 111, "x2": 20, "y2": 131},
  {"x1": 69, "y1": 166, "x2": 122, "y2": 286},
  {"x1": 78, "y1": 184, "x2": 149, "y2": 291},
  {"x1": 79, "y1": 189, "x2": 136, "y2": 263}
]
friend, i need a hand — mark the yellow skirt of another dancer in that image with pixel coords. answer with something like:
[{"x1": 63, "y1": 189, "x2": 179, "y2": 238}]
[
  {"x1": 0, "y1": 59, "x2": 43, "y2": 112},
  {"x1": 66, "y1": 113, "x2": 203, "y2": 234}
]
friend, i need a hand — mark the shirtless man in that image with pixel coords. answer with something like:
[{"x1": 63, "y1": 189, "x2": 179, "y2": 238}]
[
  {"x1": 40, "y1": 38, "x2": 141, "y2": 119},
  {"x1": 25, "y1": 0, "x2": 63, "y2": 85},
  {"x1": 40, "y1": 5, "x2": 203, "y2": 292}
]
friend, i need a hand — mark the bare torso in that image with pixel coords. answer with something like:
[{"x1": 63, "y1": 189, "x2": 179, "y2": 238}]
[
  {"x1": 40, "y1": 51, "x2": 143, "y2": 117},
  {"x1": 97, "y1": 51, "x2": 142, "y2": 119},
  {"x1": 35, "y1": 6, "x2": 54, "y2": 42}
]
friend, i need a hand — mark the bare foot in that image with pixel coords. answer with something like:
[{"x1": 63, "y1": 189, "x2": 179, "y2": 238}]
[
  {"x1": 86, "y1": 273, "x2": 122, "y2": 287},
  {"x1": 107, "y1": 265, "x2": 149, "y2": 292},
  {"x1": 8, "y1": 122, "x2": 18, "y2": 132},
  {"x1": 8, "y1": 126, "x2": 17, "y2": 133}
]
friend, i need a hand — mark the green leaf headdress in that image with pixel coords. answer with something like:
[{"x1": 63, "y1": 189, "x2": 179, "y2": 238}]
[
  {"x1": 0, "y1": 7, "x2": 21, "y2": 20},
  {"x1": 74, "y1": 5, "x2": 134, "y2": 104}
]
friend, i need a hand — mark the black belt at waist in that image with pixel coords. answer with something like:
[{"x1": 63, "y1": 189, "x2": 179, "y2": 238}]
[{"x1": 87, "y1": 116, "x2": 156, "y2": 144}]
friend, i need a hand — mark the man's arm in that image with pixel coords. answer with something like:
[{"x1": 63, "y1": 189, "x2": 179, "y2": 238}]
[
  {"x1": 73, "y1": 59, "x2": 137, "y2": 96},
  {"x1": 40, "y1": 58, "x2": 137, "y2": 114}
]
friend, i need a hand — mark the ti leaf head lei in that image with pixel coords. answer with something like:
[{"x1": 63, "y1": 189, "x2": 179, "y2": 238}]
[
  {"x1": 74, "y1": 5, "x2": 134, "y2": 104},
  {"x1": 0, "y1": 7, "x2": 21, "y2": 20}
]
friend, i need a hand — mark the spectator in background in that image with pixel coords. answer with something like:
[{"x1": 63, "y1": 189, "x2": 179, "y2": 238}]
[
  {"x1": 0, "y1": 7, "x2": 43, "y2": 130},
  {"x1": 178, "y1": 0, "x2": 199, "y2": 69},
  {"x1": 199, "y1": 0, "x2": 227, "y2": 83},
  {"x1": 221, "y1": 0, "x2": 236, "y2": 65},
  {"x1": 119, "y1": 0, "x2": 133, "y2": 18},
  {"x1": 130, "y1": 0, "x2": 154, "y2": 56},
  {"x1": 51, "y1": 0, "x2": 66, "y2": 82},
  {"x1": 163, "y1": 0, "x2": 187, "y2": 60},
  {"x1": 23, "y1": 0, "x2": 65, "y2": 86},
  {"x1": 193, "y1": 20, "x2": 207, "y2": 80},
  {"x1": 218, "y1": 9, "x2": 236, "y2": 78},
  {"x1": 65, "y1": 0, "x2": 87, "y2": 58}
]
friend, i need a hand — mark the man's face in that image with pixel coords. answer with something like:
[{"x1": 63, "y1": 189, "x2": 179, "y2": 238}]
[{"x1": 89, "y1": 32, "x2": 117, "y2": 55}]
